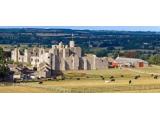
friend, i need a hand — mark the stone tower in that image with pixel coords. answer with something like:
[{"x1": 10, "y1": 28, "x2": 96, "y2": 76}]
[{"x1": 69, "y1": 34, "x2": 75, "y2": 48}]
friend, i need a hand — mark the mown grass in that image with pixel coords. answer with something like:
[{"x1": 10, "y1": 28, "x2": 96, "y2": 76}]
[
  {"x1": 1, "y1": 66, "x2": 160, "y2": 93},
  {"x1": 0, "y1": 85, "x2": 54, "y2": 93}
]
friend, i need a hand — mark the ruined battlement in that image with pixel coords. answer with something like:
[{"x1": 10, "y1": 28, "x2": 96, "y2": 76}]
[{"x1": 11, "y1": 41, "x2": 108, "y2": 71}]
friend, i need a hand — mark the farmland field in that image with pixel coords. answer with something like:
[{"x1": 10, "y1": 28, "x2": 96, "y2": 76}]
[{"x1": 1, "y1": 66, "x2": 160, "y2": 93}]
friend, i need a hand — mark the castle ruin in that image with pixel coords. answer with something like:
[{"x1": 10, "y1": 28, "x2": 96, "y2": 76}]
[{"x1": 11, "y1": 41, "x2": 108, "y2": 71}]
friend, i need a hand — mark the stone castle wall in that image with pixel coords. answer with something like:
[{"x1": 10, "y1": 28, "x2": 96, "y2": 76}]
[{"x1": 11, "y1": 41, "x2": 109, "y2": 71}]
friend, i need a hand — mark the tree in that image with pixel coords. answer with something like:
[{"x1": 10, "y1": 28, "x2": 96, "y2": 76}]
[
  {"x1": 0, "y1": 47, "x2": 11, "y2": 81},
  {"x1": 148, "y1": 55, "x2": 160, "y2": 65},
  {"x1": 96, "y1": 49, "x2": 108, "y2": 57},
  {"x1": 0, "y1": 65, "x2": 10, "y2": 80},
  {"x1": 0, "y1": 47, "x2": 4, "y2": 64},
  {"x1": 113, "y1": 50, "x2": 120, "y2": 59}
]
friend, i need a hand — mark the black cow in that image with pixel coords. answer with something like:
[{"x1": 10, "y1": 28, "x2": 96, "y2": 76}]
[
  {"x1": 110, "y1": 76, "x2": 114, "y2": 79},
  {"x1": 39, "y1": 81, "x2": 43, "y2": 84},
  {"x1": 154, "y1": 75, "x2": 158, "y2": 79},
  {"x1": 110, "y1": 79, "x2": 115, "y2": 82},
  {"x1": 134, "y1": 75, "x2": 140, "y2": 79},
  {"x1": 129, "y1": 80, "x2": 132, "y2": 85},
  {"x1": 121, "y1": 75, "x2": 124, "y2": 77}
]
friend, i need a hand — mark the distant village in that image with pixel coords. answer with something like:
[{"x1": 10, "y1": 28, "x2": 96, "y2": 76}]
[{"x1": 0, "y1": 38, "x2": 149, "y2": 82}]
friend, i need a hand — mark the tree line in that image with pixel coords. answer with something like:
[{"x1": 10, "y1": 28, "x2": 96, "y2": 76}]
[{"x1": 0, "y1": 47, "x2": 11, "y2": 82}]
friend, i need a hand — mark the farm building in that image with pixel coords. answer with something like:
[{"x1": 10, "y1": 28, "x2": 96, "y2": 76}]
[
  {"x1": 115, "y1": 57, "x2": 148, "y2": 68},
  {"x1": 107, "y1": 57, "x2": 118, "y2": 68}
]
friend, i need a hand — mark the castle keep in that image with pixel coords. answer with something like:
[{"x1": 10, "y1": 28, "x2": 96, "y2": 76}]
[{"x1": 11, "y1": 41, "x2": 108, "y2": 71}]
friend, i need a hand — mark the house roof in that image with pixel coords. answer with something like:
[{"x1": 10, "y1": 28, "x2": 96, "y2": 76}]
[{"x1": 115, "y1": 57, "x2": 148, "y2": 64}]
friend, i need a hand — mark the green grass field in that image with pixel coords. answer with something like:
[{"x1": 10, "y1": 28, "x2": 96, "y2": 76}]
[{"x1": 1, "y1": 66, "x2": 160, "y2": 93}]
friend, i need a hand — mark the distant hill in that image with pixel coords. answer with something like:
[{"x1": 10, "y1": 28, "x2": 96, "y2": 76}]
[{"x1": 0, "y1": 28, "x2": 160, "y2": 51}]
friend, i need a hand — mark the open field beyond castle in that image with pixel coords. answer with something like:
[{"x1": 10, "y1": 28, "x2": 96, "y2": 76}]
[{"x1": 1, "y1": 65, "x2": 160, "y2": 93}]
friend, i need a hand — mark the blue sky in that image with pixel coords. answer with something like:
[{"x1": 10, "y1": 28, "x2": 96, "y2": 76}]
[
  {"x1": 50, "y1": 26, "x2": 160, "y2": 31},
  {"x1": 1, "y1": 26, "x2": 160, "y2": 31}
]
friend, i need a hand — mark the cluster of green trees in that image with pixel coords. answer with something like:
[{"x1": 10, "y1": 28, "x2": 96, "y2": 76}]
[
  {"x1": 148, "y1": 55, "x2": 160, "y2": 65},
  {"x1": 1, "y1": 28, "x2": 160, "y2": 50},
  {"x1": 0, "y1": 47, "x2": 11, "y2": 81}
]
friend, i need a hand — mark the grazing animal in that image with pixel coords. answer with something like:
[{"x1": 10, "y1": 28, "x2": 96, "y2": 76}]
[
  {"x1": 134, "y1": 75, "x2": 140, "y2": 79},
  {"x1": 110, "y1": 76, "x2": 114, "y2": 79},
  {"x1": 100, "y1": 76, "x2": 105, "y2": 80},
  {"x1": 151, "y1": 74, "x2": 154, "y2": 77},
  {"x1": 77, "y1": 78, "x2": 80, "y2": 80},
  {"x1": 100, "y1": 75, "x2": 103, "y2": 78},
  {"x1": 39, "y1": 81, "x2": 43, "y2": 84},
  {"x1": 121, "y1": 75, "x2": 124, "y2": 77},
  {"x1": 154, "y1": 75, "x2": 158, "y2": 79},
  {"x1": 129, "y1": 80, "x2": 132, "y2": 85},
  {"x1": 110, "y1": 79, "x2": 115, "y2": 82},
  {"x1": 134, "y1": 76, "x2": 138, "y2": 79}
]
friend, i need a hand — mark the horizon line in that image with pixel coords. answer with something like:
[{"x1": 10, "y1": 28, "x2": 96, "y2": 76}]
[{"x1": 0, "y1": 26, "x2": 160, "y2": 32}]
